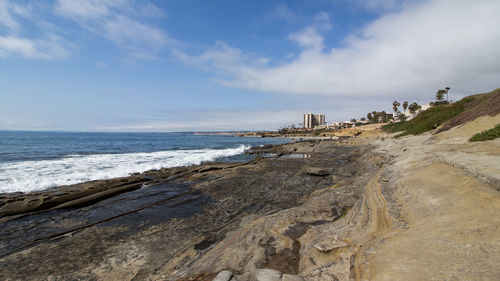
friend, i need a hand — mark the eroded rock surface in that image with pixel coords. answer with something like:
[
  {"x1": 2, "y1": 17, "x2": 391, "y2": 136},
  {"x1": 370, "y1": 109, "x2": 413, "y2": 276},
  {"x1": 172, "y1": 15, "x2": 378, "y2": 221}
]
[{"x1": 0, "y1": 140, "x2": 371, "y2": 281}]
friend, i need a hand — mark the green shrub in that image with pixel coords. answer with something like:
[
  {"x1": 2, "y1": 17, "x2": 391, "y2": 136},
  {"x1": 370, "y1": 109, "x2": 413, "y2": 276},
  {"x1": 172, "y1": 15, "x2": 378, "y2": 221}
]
[
  {"x1": 382, "y1": 122, "x2": 406, "y2": 133},
  {"x1": 469, "y1": 124, "x2": 500, "y2": 142},
  {"x1": 382, "y1": 96, "x2": 476, "y2": 137}
]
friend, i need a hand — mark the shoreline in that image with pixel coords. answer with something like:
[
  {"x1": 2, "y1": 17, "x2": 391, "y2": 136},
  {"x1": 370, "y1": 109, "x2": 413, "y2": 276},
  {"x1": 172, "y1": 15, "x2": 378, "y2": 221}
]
[
  {"x1": 2, "y1": 118, "x2": 499, "y2": 280},
  {"x1": 0, "y1": 133, "x2": 292, "y2": 195},
  {"x1": 0, "y1": 142, "x2": 282, "y2": 220},
  {"x1": 0, "y1": 138, "x2": 373, "y2": 280}
]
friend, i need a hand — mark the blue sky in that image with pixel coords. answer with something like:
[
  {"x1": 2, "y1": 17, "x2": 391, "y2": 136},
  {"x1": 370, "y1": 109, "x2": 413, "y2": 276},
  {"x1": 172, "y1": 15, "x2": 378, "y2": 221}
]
[{"x1": 1, "y1": 0, "x2": 499, "y2": 131}]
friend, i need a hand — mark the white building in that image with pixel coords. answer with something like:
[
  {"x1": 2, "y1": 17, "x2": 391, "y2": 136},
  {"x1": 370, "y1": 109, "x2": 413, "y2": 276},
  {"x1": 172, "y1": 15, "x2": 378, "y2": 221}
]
[{"x1": 303, "y1": 113, "x2": 326, "y2": 129}]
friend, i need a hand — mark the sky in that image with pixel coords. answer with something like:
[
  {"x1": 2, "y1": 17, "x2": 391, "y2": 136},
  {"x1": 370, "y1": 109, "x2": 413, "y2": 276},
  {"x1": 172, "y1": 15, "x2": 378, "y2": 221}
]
[{"x1": 1, "y1": 0, "x2": 499, "y2": 132}]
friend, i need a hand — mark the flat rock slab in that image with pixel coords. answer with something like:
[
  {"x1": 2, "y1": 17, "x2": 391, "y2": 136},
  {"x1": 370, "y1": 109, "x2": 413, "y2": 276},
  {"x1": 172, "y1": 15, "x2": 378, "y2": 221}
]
[
  {"x1": 281, "y1": 274, "x2": 305, "y2": 281},
  {"x1": 314, "y1": 235, "x2": 349, "y2": 252},
  {"x1": 0, "y1": 141, "x2": 364, "y2": 281}
]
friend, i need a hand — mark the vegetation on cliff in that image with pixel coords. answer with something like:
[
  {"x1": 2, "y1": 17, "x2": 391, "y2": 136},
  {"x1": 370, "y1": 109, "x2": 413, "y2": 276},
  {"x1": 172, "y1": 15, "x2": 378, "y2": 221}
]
[
  {"x1": 469, "y1": 124, "x2": 500, "y2": 142},
  {"x1": 383, "y1": 88, "x2": 500, "y2": 138}
]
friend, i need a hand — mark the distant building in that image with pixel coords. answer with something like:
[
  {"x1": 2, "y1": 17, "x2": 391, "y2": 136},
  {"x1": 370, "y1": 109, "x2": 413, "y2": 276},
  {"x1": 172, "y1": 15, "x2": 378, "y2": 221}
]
[{"x1": 303, "y1": 113, "x2": 326, "y2": 129}]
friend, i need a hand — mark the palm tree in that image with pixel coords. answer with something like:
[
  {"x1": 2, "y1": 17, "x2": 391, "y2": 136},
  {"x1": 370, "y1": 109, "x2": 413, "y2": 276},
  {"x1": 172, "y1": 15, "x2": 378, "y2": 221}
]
[
  {"x1": 444, "y1": 87, "x2": 450, "y2": 101},
  {"x1": 403, "y1": 101, "x2": 408, "y2": 114},
  {"x1": 436, "y1": 89, "x2": 445, "y2": 101},
  {"x1": 409, "y1": 102, "x2": 422, "y2": 116},
  {"x1": 393, "y1": 101, "x2": 401, "y2": 115}
]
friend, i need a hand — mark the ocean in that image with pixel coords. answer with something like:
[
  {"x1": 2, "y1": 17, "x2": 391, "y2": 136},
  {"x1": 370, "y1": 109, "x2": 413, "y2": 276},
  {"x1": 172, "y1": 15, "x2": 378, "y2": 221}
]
[{"x1": 0, "y1": 131, "x2": 290, "y2": 194}]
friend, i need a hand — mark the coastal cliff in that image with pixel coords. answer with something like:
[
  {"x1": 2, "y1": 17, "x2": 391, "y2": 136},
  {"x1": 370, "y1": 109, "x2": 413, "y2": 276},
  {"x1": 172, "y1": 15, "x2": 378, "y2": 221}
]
[{"x1": 1, "y1": 92, "x2": 499, "y2": 280}]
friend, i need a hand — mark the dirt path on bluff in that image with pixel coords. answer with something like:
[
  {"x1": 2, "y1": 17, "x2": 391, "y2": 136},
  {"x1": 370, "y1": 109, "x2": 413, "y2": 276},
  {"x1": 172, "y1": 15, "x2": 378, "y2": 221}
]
[
  {"x1": 367, "y1": 161, "x2": 500, "y2": 280},
  {"x1": 358, "y1": 115, "x2": 500, "y2": 280}
]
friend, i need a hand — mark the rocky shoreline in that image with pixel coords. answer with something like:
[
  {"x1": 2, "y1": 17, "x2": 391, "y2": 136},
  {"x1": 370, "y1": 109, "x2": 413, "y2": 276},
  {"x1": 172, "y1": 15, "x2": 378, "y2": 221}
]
[
  {"x1": 3, "y1": 120, "x2": 498, "y2": 281},
  {"x1": 0, "y1": 139, "x2": 380, "y2": 280}
]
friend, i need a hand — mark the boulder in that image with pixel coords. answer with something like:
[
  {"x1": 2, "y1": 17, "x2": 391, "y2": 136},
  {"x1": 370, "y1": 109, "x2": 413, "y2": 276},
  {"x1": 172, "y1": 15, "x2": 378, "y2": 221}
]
[
  {"x1": 213, "y1": 270, "x2": 233, "y2": 281},
  {"x1": 250, "y1": 269, "x2": 282, "y2": 281}
]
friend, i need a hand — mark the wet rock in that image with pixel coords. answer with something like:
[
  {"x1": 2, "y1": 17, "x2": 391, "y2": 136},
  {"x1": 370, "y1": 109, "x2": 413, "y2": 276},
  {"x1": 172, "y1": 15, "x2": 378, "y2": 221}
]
[
  {"x1": 198, "y1": 166, "x2": 224, "y2": 173},
  {"x1": 305, "y1": 167, "x2": 331, "y2": 176},
  {"x1": 0, "y1": 141, "x2": 368, "y2": 280},
  {"x1": 251, "y1": 269, "x2": 282, "y2": 281},
  {"x1": 213, "y1": 270, "x2": 233, "y2": 281}
]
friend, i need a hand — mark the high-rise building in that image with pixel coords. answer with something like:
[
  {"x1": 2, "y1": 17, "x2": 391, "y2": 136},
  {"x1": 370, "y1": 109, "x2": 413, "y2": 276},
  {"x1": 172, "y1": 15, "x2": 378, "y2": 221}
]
[{"x1": 303, "y1": 113, "x2": 325, "y2": 128}]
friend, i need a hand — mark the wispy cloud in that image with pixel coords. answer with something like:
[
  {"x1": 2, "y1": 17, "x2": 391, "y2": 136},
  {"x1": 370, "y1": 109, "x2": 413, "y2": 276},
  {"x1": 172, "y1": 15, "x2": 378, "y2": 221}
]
[
  {"x1": 177, "y1": 0, "x2": 500, "y2": 99},
  {"x1": 0, "y1": 0, "x2": 73, "y2": 60},
  {"x1": 338, "y1": 0, "x2": 409, "y2": 12},
  {"x1": 288, "y1": 27, "x2": 325, "y2": 50},
  {"x1": 287, "y1": 11, "x2": 331, "y2": 50},
  {"x1": 54, "y1": 0, "x2": 171, "y2": 59},
  {"x1": 174, "y1": 41, "x2": 269, "y2": 79},
  {"x1": 0, "y1": 0, "x2": 29, "y2": 32},
  {"x1": 0, "y1": 36, "x2": 44, "y2": 58},
  {"x1": 0, "y1": 33, "x2": 72, "y2": 60},
  {"x1": 103, "y1": 15, "x2": 168, "y2": 48},
  {"x1": 0, "y1": 0, "x2": 168, "y2": 60},
  {"x1": 97, "y1": 109, "x2": 304, "y2": 132},
  {"x1": 267, "y1": 3, "x2": 297, "y2": 22},
  {"x1": 55, "y1": 0, "x2": 124, "y2": 19}
]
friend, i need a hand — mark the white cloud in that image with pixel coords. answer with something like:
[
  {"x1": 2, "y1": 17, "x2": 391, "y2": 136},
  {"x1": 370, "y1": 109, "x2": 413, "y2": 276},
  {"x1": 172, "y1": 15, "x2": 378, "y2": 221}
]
[
  {"x1": 55, "y1": 0, "x2": 126, "y2": 19},
  {"x1": 54, "y1": 0, "x2": 169, "y2": 58},
  {"x1": 288, "y1": 11, "x2": 332, "y2": 49},
  {"x1": 135, "y1": 2, "x2": 164, "y2": 19},
  {"x1": 0, "y1": 1, "x2": 72, "y2": 60},
  {"x1": 0, "y1": 35, "x2": 70, "y2": 59},
  {"x1": 104, "y1": 15, "x2": 167, "y2": 48},
  {"x1": 0, "y1": 0, "x2": 167, "y2": 60},
  {"x1": 0, "y1": 36, "x2": 41, "y2": 58},
  {"x1": 0, "y1": 1, "x2": 19, "y2": 31},
  {"x1": 179, "y1": 0, "x2": 500, "y2": 99},
  {"x1": 288, "y1": 27, "x2": 324, "y2": 49},
  {"x1": 0, "y1": 0, "x2": 30, "y2": 32}
]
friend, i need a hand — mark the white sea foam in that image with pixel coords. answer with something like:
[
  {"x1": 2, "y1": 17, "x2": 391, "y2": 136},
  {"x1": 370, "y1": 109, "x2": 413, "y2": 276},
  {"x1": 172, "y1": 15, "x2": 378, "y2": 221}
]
[{"x1": 0, "y1": 145, "x2": 249, "y2": 193}]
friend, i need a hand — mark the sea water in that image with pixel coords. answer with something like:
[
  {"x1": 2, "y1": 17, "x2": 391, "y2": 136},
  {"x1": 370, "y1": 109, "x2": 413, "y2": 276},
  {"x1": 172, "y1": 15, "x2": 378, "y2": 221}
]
[{"x1": 0, "y1": 131, "x2": 289, "y2": 193}]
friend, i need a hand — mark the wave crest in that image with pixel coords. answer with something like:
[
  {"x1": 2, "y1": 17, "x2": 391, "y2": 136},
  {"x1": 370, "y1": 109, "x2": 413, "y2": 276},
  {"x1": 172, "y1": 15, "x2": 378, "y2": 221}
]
[{"x1": 0, "y1": 145, "x2": 249, "y2": 193}]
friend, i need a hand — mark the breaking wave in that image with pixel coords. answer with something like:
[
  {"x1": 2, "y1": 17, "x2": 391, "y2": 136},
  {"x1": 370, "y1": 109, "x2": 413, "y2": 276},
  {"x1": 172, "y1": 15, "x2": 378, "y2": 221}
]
[{"x1": 0, "y1": 145, "x2": 249, "y2": 193}]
